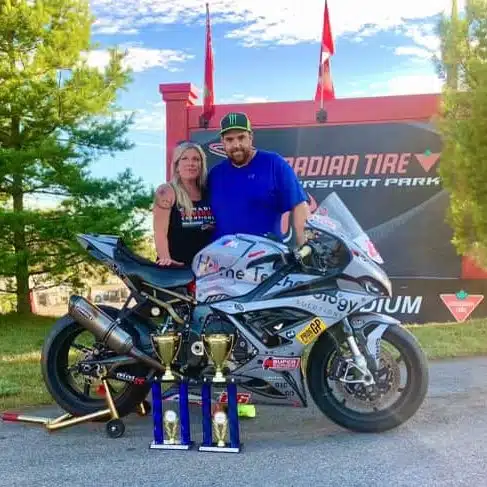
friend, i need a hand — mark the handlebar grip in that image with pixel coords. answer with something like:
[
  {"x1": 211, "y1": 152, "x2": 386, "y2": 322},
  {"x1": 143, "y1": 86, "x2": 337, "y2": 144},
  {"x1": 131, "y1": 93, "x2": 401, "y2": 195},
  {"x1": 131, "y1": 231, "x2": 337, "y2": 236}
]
[{"x1": 297, "y1": 244, "x2": 312, "y2": 259}]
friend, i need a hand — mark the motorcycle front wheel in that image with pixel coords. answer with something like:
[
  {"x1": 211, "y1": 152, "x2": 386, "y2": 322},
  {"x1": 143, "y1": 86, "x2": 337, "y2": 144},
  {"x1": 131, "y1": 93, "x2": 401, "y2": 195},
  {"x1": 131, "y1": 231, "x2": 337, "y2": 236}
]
[
  {"x1": 41, "y1": 305, "x2": 151, "y2": 418},
  {"x1": 306, "y1": 324, "x2": 429, "y2": 433}
]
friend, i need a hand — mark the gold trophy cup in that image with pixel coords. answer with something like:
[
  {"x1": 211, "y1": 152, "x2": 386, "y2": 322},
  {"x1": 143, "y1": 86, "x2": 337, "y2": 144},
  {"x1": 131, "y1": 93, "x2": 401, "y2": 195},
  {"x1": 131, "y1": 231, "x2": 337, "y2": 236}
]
[
  {"x1": 152, "y1": 332, "x2": 182, "y2": 381},
  {"x1": 213, "y1": 410, "x2": 228, "y2": 447},
  {"x1": 163, "y1": 410, "x2": 179, "y2": 445},
  {"x1": 202, "y1": 334, "x2": 234, "y2": 383}
]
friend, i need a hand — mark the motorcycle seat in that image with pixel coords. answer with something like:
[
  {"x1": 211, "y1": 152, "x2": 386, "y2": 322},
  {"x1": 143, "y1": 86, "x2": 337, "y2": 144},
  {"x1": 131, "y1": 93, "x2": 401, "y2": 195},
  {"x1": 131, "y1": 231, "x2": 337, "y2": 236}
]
[{"x1": 113, "y1": 242, "x2": 195, "y2": 289}]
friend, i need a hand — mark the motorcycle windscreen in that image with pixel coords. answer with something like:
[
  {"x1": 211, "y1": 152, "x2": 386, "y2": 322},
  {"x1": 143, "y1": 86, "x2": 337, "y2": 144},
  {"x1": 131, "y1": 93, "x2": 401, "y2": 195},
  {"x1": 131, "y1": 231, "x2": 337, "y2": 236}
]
[{"x1": 310, "y1": 191, "x2": 384, "y2": 265}]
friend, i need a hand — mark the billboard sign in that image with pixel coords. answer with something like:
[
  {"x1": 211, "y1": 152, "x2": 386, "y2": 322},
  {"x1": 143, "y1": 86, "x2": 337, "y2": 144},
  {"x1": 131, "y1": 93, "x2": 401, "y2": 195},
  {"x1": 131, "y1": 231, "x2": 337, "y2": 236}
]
[{"x1": 190, "y1": 122, "x2": 487, "y2": 323}]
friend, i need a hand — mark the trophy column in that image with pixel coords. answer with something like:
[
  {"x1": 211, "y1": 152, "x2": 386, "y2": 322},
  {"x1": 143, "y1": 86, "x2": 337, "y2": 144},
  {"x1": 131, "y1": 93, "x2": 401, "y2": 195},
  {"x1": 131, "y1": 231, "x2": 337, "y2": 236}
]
[
  {"x1": 198, "y1": 333, "x2": 243, "y2": 453},
  {"x1": 149, "y1": 332, "x2": 193, "y2": 451}
]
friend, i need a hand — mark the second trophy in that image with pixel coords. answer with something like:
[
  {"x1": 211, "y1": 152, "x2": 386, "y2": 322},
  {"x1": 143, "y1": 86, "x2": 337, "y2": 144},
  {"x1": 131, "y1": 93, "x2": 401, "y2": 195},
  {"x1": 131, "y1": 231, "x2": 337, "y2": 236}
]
[{"x1": 202, "y1": 333, "x2": 234, "y2": 383}]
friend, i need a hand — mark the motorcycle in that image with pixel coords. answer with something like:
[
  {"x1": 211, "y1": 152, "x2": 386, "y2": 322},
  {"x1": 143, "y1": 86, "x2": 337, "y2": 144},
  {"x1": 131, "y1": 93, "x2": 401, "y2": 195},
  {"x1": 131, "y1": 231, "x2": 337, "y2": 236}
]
[{"x1": 41, "y1": 192, "x2": 428, "y2": 433}]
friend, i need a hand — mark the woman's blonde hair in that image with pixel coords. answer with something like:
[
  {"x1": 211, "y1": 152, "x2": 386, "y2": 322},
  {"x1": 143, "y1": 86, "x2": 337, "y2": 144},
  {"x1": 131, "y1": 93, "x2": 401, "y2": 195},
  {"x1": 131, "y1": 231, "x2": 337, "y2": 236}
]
[{"x1": 169, "y1": 142, "x2": 208, "y2": 218}]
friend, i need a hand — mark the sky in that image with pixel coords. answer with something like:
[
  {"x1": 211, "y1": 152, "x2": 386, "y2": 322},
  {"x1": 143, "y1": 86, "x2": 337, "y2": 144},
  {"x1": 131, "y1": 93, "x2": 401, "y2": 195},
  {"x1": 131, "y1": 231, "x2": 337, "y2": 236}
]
[{"x1": 60, "y1": 0, "x2": 462, "y2": 200}]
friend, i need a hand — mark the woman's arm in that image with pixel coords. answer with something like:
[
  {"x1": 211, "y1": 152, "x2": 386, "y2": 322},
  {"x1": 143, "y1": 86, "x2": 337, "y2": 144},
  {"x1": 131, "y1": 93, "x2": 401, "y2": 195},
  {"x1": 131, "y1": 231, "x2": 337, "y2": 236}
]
[{"x1": 153, "y1": 184, "x2": 183, "y2": 266}]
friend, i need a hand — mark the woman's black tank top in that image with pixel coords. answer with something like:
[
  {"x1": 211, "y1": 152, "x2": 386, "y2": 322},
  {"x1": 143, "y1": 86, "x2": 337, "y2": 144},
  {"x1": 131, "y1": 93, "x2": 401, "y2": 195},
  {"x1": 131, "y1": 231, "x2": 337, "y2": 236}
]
[{"x1": 167, "y1": 197, "x2": 215, "y2": 267}]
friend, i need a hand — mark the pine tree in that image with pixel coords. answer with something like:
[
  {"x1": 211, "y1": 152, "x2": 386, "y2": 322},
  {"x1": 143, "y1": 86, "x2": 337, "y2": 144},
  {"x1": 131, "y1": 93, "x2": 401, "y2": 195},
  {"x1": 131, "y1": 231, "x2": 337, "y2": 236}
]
[
  {"x1": 0, "y1": 0, "x2": 153, "y2": 314},
  {"x1": 436, "y1": 0, "x2": 487, "y2": 268}
]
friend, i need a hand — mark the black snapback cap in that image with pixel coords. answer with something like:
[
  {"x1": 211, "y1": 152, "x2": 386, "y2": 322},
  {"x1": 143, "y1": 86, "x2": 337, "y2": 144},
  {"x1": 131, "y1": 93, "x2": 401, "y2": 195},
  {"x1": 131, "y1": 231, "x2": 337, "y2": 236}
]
[{"x1": 220, "y1": 112, "x2": 252, "y2": 135}]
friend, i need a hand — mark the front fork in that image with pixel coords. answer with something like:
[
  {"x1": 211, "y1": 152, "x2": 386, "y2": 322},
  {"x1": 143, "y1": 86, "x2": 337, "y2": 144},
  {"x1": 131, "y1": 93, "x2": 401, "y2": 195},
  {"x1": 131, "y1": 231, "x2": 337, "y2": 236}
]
[{"x1": 341, "y1": 317, "x2": 376, "y2": 386}]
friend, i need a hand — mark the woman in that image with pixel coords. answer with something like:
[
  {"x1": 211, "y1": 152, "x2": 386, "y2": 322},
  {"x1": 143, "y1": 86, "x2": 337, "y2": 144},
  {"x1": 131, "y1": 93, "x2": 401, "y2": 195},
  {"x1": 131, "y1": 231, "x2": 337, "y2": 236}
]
[{"x1": 153, "y1": 142, "x2": 214, "y2": 267}]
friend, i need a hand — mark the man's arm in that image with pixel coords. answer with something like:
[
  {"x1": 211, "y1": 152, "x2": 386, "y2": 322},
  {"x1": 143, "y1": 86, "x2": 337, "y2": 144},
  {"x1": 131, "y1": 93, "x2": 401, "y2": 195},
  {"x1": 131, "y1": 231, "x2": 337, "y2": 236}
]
[
  {"x1": 292, "y1": 201, "x2": 310, "y2": 246},
  {"x1": 274, "y1": 154, "x2": 310, "y2": 245}
]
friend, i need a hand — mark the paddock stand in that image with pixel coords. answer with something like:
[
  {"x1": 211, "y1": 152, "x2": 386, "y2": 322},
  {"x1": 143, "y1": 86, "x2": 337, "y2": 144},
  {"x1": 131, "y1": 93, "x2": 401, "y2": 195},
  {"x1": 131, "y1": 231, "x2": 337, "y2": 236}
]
[{"x1": 0, "y1": 379, "x2": 149, "y2": 438}]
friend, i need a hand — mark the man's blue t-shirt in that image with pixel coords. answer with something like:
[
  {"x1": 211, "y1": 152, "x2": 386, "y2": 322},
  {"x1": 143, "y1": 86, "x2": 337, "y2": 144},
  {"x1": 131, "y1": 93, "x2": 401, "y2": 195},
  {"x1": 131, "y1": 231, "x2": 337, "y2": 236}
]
[{"x1": 208, "y1": 150, "x2": 307, "y2": 240}]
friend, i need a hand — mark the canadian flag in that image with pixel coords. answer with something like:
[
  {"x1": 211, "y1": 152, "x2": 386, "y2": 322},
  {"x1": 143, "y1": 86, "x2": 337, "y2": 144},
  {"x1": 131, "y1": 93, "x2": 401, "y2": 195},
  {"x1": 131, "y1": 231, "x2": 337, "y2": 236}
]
[
  {"x1": 315, "y1": 0, "x2": 335, "y2": 103},
  {"x1": 202, "y1": 3, "x2": 215, "y2": 123}
]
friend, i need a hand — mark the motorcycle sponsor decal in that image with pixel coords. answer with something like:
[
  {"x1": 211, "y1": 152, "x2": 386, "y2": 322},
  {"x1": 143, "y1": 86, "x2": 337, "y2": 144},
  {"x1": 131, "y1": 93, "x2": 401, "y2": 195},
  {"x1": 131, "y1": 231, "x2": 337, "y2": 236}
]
[
  {"x1": 312, "y1": 293, "x2": 361, "y2": 314},
  {"x1": 223, "y1": 265, "x2": 269, "y2": 283},
  {"x1": 273, "y1": 382, "x2": 296, "y2": 397},
  {"x1": 285, "y1": 330, "x2": 296, "y2": 339},
  {"x1": 222, "y1": 238, "x2": 238, "y2": 248},
  {"x1": 311, "y1": 206, "x2": 337, "y2": 229},
  {"x1": 196, "y1": 253, "x2": 221, "y2": 274},
  {"x1": 296, "y1": 317, "x2": 327, "y2": 345},
  {"x1": 248, "y1": 250, "x2": 266, "y2": 259},
  {"x1": 262, "y1": 357, "x2": 301, "y2": 370},
  {"x1": 115, "y1": 372, "x2": 146, "y2": 385},
  {"x1": 205, "y1": 294, "x2": 230, "y2": 303},
  {"x1": 440, "y1": 290, "x2": 484, "y2": 322},
  {"x1": 218, "y1": 392, "x2": 252, "y2": 404}
]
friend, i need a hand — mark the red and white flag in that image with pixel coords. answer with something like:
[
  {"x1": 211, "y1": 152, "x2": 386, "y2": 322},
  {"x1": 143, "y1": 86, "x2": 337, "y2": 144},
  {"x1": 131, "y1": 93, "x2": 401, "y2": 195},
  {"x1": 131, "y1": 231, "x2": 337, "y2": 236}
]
[
  {"x1": 202, "y1": 3, "x2": 215, "y2": 123},
  {"x1": 315, "y1": 0, "x2": 335, "y2": 104}
]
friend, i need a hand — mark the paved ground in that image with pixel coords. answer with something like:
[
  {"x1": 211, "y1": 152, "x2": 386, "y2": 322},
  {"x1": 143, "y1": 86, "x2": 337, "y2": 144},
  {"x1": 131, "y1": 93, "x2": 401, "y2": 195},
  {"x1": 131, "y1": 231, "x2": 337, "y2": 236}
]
[{"x1": 2, "y1": 356, "x2": 487, "y2": 487}]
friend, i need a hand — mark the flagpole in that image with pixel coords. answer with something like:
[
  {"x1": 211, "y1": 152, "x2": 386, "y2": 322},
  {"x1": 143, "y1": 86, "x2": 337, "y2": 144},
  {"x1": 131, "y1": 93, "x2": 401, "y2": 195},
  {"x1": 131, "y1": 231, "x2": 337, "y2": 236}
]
[
  {"x1": 199, "y1": 2, "x2": 213, "y2": 129},
  {"x1": 321, "y1": 60, "x2": 324, "y2": 110},
  {"x1": 316, "y1": 0, "x2": 332, "y2": 122}
]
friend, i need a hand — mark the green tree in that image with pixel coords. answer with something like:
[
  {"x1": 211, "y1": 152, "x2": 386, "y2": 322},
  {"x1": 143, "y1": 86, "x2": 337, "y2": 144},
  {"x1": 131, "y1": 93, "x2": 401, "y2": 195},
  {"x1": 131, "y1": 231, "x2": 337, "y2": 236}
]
[
  {"x1": 436, "y1": 0, "x2": 487, "y2": 267},
  {"x1": 0, "y1": 0, "x2": 153, "y2": 314}
]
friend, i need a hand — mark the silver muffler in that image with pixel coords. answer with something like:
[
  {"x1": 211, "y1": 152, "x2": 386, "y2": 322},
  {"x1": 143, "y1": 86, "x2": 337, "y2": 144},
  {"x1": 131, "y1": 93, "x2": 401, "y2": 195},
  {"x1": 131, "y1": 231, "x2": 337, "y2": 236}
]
[{"x1": 68, "y1": 295, "x2": 166, "y2": 373}]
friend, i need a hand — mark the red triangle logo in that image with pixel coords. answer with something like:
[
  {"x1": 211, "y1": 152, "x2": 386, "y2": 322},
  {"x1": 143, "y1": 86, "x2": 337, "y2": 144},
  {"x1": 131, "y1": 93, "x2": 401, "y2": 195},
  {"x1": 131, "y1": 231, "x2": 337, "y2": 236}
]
[
  {"x1": 440, "y1": 292, "x2": 484, "y2": 322},
  {"x1": 415, "y1": 152, "x2": 440, "y2": 172}
]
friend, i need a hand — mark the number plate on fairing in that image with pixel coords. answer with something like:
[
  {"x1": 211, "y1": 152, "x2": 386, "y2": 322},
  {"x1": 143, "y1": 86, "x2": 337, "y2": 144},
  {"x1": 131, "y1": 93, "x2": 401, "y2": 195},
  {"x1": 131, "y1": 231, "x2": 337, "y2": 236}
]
[{"x1": 296, "y1": 317, "x2": 327, "y2": 345}]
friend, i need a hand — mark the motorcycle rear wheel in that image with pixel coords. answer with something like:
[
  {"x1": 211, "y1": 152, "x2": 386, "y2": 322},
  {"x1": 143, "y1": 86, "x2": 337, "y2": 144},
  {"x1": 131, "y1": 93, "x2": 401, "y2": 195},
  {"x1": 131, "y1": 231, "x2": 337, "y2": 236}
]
[
  {"x1": 41, "y1": 306, "x2": 151, "y2": 419},
  {"x1": 306, "y1": 324, "x2": 429, "y2": 433}
]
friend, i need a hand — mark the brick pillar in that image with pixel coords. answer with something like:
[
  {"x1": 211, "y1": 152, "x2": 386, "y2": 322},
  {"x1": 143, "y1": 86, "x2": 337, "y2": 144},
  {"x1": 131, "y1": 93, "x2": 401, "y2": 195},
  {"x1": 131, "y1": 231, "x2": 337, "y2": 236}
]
[{"x1": 159, "y1": 83, "x2": 198, "y2": 180}]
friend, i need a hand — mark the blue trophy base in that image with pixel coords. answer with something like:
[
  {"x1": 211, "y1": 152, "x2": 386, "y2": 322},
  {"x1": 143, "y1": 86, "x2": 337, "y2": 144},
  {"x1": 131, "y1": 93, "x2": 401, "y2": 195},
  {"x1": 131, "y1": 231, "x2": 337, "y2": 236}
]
[
  {"x1": 150, "y1": 440, "x2": 194, "y2": 450},
  {"x1": 198, "y1": 444, "x2": 242, "y2": 453}
]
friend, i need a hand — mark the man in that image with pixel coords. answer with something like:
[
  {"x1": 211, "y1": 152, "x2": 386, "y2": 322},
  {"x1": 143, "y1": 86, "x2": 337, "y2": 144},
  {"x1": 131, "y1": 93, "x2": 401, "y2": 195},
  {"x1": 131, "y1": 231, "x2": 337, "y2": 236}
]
[
  {"x1": 208, "y1": 112, "x2": 309, "y2": 246},
  {"x1": 207, "y1": 112, "x2": 310, "y2": 419}
]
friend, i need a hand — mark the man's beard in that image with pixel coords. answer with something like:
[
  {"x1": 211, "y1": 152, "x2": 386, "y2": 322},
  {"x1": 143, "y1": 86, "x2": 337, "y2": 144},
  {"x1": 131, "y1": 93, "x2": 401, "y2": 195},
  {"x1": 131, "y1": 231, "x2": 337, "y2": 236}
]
[{"x1": 228, "y1": 148, "x2": 252, "y2": 166}]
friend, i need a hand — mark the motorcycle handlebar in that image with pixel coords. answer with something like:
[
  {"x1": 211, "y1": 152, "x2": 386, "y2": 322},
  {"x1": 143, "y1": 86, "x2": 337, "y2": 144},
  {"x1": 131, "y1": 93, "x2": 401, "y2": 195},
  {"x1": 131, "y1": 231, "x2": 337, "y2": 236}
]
[{"x1": 296, "y1": 244, "x2": 312, "y2": 260}]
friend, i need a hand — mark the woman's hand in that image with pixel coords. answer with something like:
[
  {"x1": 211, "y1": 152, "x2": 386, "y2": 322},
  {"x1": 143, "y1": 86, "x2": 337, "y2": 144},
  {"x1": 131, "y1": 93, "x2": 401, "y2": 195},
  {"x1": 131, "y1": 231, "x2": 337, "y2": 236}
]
[{"x1": 156, "y1": 255, "x2": 185, "y2": 267}]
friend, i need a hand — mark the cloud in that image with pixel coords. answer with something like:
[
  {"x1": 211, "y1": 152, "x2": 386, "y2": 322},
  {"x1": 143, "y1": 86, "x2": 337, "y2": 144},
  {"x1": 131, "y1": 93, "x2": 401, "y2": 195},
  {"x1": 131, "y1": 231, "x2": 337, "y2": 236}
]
[
  {"x1": 90, "y1": 0, "x2": 465, "y2": 47},
  {"x1": 394, "y1": 22, "x2": 442, "y2": 61},
  {"x1": 115, "y1": 102, "x2": 166, "y2": 133},
  {"x1": 369, "y1": 74, "x2": 443, "y2": 96},
  {"x1": 395, "y1": 46, "x2": 435, "y2": 60},
  {"x1": 217, "y1": 94, "x2": 271, "y2": 104},
  {"x1": 84, "y1": 47, "x2": 193, "y2": 73}
]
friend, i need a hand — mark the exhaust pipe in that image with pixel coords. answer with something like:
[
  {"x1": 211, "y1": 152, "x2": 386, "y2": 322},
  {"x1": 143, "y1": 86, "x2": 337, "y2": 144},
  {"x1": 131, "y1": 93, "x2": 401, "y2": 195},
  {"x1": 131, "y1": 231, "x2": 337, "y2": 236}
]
[{"x1": 68, "y1": 295, "x2": 166, "y2": 373}]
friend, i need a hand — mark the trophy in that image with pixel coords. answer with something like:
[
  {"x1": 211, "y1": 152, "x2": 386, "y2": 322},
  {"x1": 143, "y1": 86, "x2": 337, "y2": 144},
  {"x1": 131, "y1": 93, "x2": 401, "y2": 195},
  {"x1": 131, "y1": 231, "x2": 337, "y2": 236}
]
[
  {"x1": 152, "y1": 332, "x2": 182, "y2": 382},
  {"x1": 213, "y1": 411, "x2": 228, "y2": 448},
  {"x1": 198, "y1": 378, "x2": 242, "y2": 453},
  {"x1": 202, "y1": 334, "x2": 234, "y2": 383},
  {"x1": 149, "y1": 379, "x2": 193, "y2": 451},
  {"x1": 163, "y1": 410, "x2": 179, "y2": 445}
]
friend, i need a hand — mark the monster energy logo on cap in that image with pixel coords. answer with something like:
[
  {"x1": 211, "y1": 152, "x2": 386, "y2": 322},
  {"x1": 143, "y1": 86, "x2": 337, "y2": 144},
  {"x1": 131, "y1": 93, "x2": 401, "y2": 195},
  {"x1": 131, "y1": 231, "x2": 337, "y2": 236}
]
[{"x1": 220, "y1": 112, "x2": 252, "y2": 134}]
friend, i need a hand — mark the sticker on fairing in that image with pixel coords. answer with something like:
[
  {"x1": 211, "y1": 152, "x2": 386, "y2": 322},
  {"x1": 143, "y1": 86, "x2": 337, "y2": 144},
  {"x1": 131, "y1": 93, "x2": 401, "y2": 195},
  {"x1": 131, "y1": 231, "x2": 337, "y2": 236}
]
[{"x1": 296, "y1": 317, "x2": 327, "y2": 345}]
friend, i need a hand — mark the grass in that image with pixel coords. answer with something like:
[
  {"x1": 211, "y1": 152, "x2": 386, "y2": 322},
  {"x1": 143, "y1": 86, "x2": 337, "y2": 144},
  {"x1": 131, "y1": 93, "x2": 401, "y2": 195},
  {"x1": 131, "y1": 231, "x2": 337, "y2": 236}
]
[
  {"x1": 1, "y1": 312, "x2": 487, "y2": 411},
  {"x1": 0, "y1": 313, "x2": 55, "y2": 412}
]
